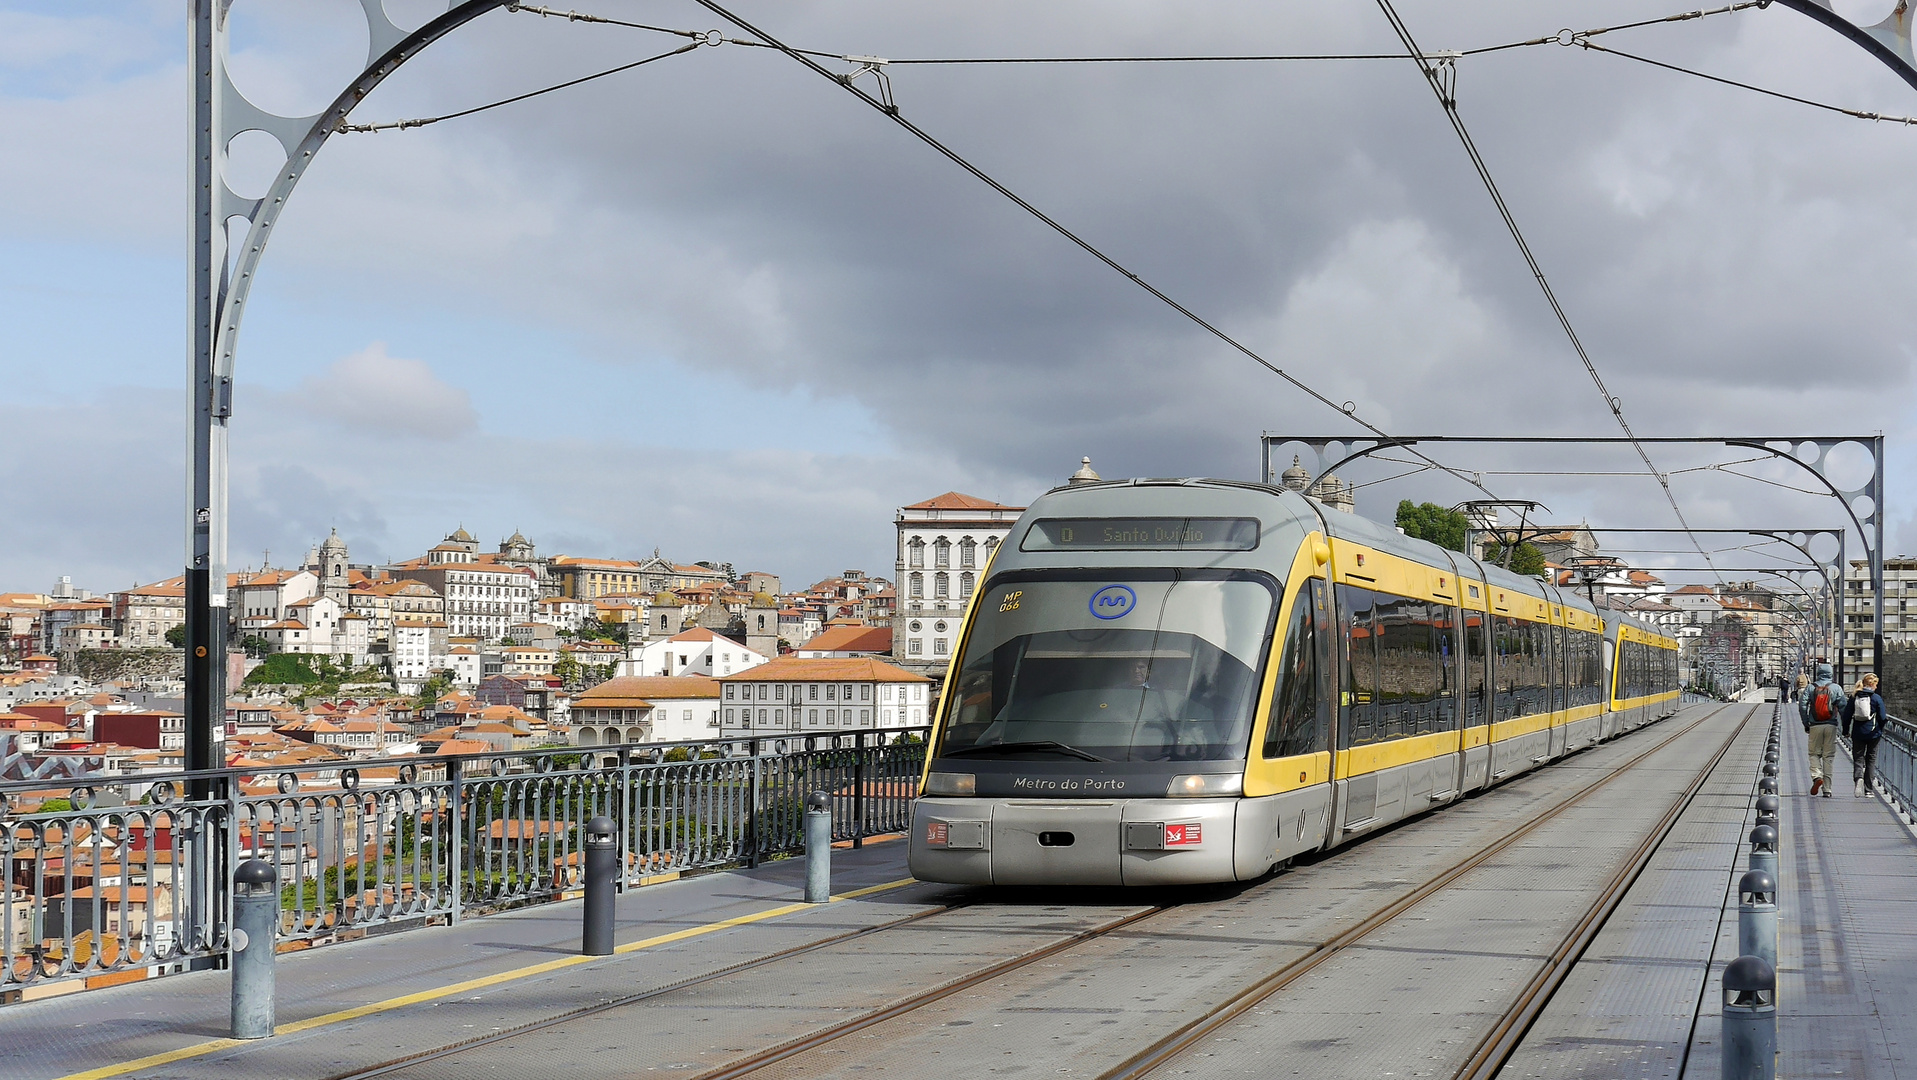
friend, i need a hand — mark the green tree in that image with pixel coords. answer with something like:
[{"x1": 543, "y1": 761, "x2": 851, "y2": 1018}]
[
  {"x1": 164, "y1": 624, "x2": 187, "y2": 648},
  {"x1": 1487, "y1": 542, "x2": 1548, "y2": 577},
  {"x1": 553, "y1": 654, "x2": 581, "y2": 687},
  {"x1": 238, "y1": 634, "x2": 271, "y2": 658},
  {"x1": 414, "y1": 673, "x2": 453, "y2": 711},
  {"x1": 1394, "y1": 500, "x2": 1469, "y2": 552}
]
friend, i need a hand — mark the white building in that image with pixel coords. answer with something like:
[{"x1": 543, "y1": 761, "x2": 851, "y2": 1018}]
[
  {"x1": 391, "y1": 618, "x2": 449, "y2": 689},
  {"x1": 390, "y1": 528, "x2": 537, "y2": 641},
  {"x1": 893, "y1": 491, "x2": 1025, "y2": 675},
  {"x1": 623, "y1": 628, "x2": 769, "y2": 679},
  {"x1": 716, "y1": 656, "x2": 931, "y2": 735},
  {"x1": 1842, "y1": 556, "x2": 1917, "y2": 669},
  {"x1": 568, "y1": 676, "x2": 722, "y2": 746},
  {"x1": 234, "y1": 569, "x2": 319, "y2": 633}
]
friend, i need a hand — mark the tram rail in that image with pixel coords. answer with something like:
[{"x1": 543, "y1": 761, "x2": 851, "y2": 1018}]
[{"x1": 314, "y1": 703, "x2": 1735, "y2": 1080}]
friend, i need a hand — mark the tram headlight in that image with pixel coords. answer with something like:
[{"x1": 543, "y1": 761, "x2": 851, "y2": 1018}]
[
  {"x1": 924, "y1": 772, "x2": 977, "y2": 796},
  {"x1": 1167, "y1": 773, "x2": 1244, "y2": 797}
]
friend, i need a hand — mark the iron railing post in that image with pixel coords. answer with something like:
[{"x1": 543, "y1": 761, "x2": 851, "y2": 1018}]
[
  {"x1": 446, "y1": 757, "x2": 464, "y2": 926},
  {"x1": 747, "y1": 740, "x2": 762, "y2": 868},
  {"x1": 852, "y1": 730, "x2": 867, "y2": 849}
]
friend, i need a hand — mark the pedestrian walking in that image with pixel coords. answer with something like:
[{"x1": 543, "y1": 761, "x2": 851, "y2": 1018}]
[
  {"x1": 1843, "y1": 673, "x2": 1887, "y2": 797},
  {"x1": 1800, "y1": 662, "x2": 1848, "y2": 798}
]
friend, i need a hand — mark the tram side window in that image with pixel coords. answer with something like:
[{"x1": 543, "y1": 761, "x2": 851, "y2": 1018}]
[
  {"x1": 1264, "y1": 585, "x2": 1325, "y2": 759},
  {"x1": 1435, "y1": 606, "x2": 1459, "y2": 731},
  {"x1": 1517, "y1": 619, "x2": 1549, "y2": 718},
  {"x1": 1374, "y1": 594, "x2": 1433, "y2": 740},
  {"x1": 1339, "y1": 584, "x2": 1379, "y2": 748},
  {"x1": 1583, "y1": 632, "x2": 1603, "y2": 706},
  {"x1": 1464, "y1": 611, "x2": 1489, "y2": 726},
  {"x1": 1492, "y1": 614, "x2": 1522, "y2": 723},
  {"x1": 1550, "y1": 624, "x2": 1567, "y2": 714}
]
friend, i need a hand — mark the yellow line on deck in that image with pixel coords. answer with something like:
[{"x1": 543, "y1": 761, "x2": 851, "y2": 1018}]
[{"x1": 55, "y1": 876, "x2": 920, "y2": 1080}]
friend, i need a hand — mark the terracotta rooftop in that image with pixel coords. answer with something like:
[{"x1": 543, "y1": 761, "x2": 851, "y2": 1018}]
[
  {"x1": 717, "y1": 656, "x2": 929, "y2": 683},
  {"x1": 901, "y1": 492, "x2": 1022, "y2": 511}
]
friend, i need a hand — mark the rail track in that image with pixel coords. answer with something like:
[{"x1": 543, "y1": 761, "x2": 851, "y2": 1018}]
[{"x1": 326, "y1": 703, "x2": 1744, "y2": 1080}]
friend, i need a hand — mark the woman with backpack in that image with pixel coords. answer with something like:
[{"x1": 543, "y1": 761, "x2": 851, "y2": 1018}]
[{"x1": 1843, "y1": 673, "x2": 1887, "y2": 797}]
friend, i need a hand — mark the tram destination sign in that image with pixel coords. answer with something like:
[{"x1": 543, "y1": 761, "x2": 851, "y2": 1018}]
[{"x1": 1022, "y1": 517, "x2": 1259, "y2": 552}]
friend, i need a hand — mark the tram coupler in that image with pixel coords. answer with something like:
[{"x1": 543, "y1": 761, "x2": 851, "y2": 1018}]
[
  {"x1": 582, "y1": 816, "x2": 617, "y2": 956},
  {"x1": 1738, "y1": 869, "x2": 1778, "y2": 973},
  {"x1": 1721, "y1": 954, "x2": 1777, "y2": 1080},
  {"x1": 230, "y1": 858, "x2": 278, "y2": 1039},
  {"x1": 805, "y1": 791, "x2": 832, "y2": 904}
]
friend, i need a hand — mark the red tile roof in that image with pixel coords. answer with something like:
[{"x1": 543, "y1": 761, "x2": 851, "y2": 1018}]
[{"x1": 902, "y1": 492, "x2": 1021, "y2": 511}]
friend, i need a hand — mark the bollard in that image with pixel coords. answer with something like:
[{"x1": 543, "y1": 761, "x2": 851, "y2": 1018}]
[
  {"x1": 1738, "y1": 869, "x2": 1778, "y2": 972},
  {"x1": 1762, "y1": 762, "x2": 1778, "y2": 777},
  {"x1": 1759, "y1": 776, "x2": 1778, "y2": 795},
  {"x1": 1754, "y1": 793, "x2": 1780, "y2": 831},
  {"x1": 1749, "y1": 824, "x2": 1779, "y2": 880},
  {"x1": 230, "y1": 858, "x2": 278, "y2": 1039},
  {"x1": 1721, "y1": 954, "x2": 1777, "y2": 1080},
  {"x1": 805, "y1": 791, "x2": 831, "y2": 904},
  {"x1": 582, "y1": 816, "x2": 616, "y2": 956}
]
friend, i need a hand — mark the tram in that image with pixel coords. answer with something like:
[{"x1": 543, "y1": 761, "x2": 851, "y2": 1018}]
[{"x1": 909, "y1": 477, "x2": 1682, "y2": 886}]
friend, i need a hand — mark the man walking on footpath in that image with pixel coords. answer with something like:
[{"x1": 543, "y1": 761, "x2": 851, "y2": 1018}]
[
  {"x1": 1801, "y1": 662, "x2": 1848, "y2": 798},
  {"x1": 1844, "y1": 673, "x2": 1887, "y2": 797}
]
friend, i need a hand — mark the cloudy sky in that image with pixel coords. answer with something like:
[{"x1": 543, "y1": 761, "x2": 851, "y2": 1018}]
[{"x1": 2, "y1": 0, "x2": 1913, "y2": 596}]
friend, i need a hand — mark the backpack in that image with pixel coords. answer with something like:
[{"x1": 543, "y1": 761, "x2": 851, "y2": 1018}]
[{"x1": 1811, "y1": 685, "x2": 1833, "y2": 723}]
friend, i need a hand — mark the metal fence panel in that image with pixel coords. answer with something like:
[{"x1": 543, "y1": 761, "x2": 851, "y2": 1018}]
[{"x1": 0, "y1": 727, "x2": 929, "y2": 995}]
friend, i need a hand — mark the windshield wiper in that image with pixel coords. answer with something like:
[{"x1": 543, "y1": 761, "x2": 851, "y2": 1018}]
[{"x1": 944, "y1": 740, "x2": 1106, "y2": 763}]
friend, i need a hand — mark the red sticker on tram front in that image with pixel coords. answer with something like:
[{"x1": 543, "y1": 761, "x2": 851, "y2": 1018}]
[
  {"x1": 1164, "y1": 823, "x2": 1202, "y2": 846},
  {"x1": 926, "y1": 822, "x2": 949, "y2": 846}
]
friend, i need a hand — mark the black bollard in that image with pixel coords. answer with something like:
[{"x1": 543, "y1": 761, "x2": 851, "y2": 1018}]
[{"x1": 582, "y1": 816, "x2": 616, "y2": 956}]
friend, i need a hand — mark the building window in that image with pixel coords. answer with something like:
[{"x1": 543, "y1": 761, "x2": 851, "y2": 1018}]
[
  {"x1": 826, "y1": 684, "x2": 837, "y2": 701},
  {"x1": 909, "y1": 639, "x2": 923, "y2": 656},
  {"x1": 960, "y1": 572, "x2": 974, "y2": 599},
  {"x1": 809, "y1": 709, "x2": 818, "y2": 722},
  {"x1": 860, "y1": 709, "x2": 870, "y2": 724},
  {"x1": 809, "y1": 684, "x2": 818, "y2": 701},
  {"x1": 775, "y1": 684, "x2": 785, "y2": 701},
  {"x1": 935, "y1": 573, "x2": 949, "y2": 599},
  {"x1": 934, "y1": 538, "x2": 950, "y2": 569},
  {"x1": 758, "y1": 708, "x2": 768, "y2": 725},
  {"x1": 935, "y1": 638, "x2": 949, "y2": 655},
  {"x1": 908, "y1": 538, "x2": 925, "y2": 569},
  {"x1": 725, "y1": 708, "x2": 735, "y2": 723},
  {"x1": 842, "y1": 683, "x2": 853, "y2": 700},
  {"x1": 959, "y1": 537, "x2": 976, "y2": 569},
  {"x1": 909, "y1": 573, "x2": 923, "y2": 599},
  {"x1": 861, "y1": 684, "x2": 871, "y2": 701}
]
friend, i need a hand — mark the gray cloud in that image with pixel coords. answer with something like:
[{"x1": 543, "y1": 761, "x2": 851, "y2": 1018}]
[
  {"x1": 3, "y1": 0, "x2": 1915, "y2": 591},
  {"x1": 287, "y1": 342, "x2": 479, "y2": 439}
]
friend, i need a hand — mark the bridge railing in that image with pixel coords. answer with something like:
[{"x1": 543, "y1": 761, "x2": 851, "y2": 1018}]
[
  {"x1": 1873, "y1": 715, "x2": 1916, "y2": 819},
  {"x1": 0, "y1": 728, "x2": 930, "y2": 995}
]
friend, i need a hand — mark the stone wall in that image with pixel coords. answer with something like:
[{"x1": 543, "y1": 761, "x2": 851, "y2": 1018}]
[{"x1": 70, "y1": 648, "x2": 184, "y2": 684}]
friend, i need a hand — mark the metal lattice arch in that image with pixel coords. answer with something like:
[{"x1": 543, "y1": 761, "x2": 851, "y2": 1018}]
[{"x1": 183, "y1": 0, "x2": 1917, "y2": 765}]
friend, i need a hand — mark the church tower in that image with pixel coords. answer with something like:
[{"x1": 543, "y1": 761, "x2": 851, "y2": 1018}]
[{"x1": 319, "y1": 529, "x2": 350, "y2": 604}]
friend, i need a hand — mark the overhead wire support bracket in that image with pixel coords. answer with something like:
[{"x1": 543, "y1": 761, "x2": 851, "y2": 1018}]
[{"x1": 840, "y1": 56, "x2": 898, "y2": 113}]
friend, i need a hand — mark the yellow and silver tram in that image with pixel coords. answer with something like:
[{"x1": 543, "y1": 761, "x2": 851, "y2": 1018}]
[{"x1": 910, "y1": 477, "x2": 1682, "y2": 886}]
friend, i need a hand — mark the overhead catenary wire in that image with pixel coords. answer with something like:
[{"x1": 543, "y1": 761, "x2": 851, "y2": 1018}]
[
  {"x1": 683, "y1": 0, "x2": 1502, "y2": 502},
  {"x1": 336, "y1": 40, "x2": 701, "y2": 133},
  {"x1": 1575, "y1": 39, "x2": 1917, "y2": 126},
  {"x1": 1370, "y1": 0, "x2": 1726, "y2": 585}
]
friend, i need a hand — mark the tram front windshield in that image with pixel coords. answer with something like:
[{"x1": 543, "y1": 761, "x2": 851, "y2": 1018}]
[{"x1": 938, "y1": 576, "x2": 1276, "y2": 763}]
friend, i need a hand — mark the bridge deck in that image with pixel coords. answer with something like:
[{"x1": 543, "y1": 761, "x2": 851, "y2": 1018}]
[{"x1": 9, "y1": 702, "x2": 1916, "y2": 1080}]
